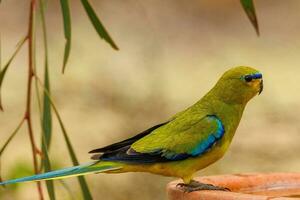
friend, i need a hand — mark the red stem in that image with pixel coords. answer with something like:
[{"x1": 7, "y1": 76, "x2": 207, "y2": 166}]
[{"x1": 26, "y1": 0, "x2": 44, "y2": 199}]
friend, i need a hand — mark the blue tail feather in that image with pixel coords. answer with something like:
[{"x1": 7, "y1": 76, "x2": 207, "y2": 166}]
[{"x1": 0, "y1": 161, "x2": 120, "y2": 185}]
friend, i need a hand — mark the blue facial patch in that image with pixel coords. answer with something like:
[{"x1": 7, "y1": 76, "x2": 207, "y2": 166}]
[
  {"x1": 251, "y1": 73, "x2": 262, "y2": 79},
  {"x1": 243, "y1": 73, "x2": 262, "y2": 82}
]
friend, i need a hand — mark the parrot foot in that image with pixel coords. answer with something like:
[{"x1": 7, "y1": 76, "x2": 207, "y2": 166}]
[{"x1": 176, "y1": 180, "x2": 230, "y2": 193}]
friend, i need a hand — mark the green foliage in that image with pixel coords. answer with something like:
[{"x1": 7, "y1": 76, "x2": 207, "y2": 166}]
[
  {"x1": 0, "y1": 37, "x2": 27, "y2": 110},
  {"x1": 240, "y1": 0, "x2": 259, "y2": 35},
  {"x1": 39, "y1": 1, "x2": 55, "y2": 199},
  {"x1": 38, "y1": 81, "x2": 93, "y2": 200},
  {"x1": 0, "y1": 119, "x2": 25, "y2": 158},
  {"x1": 60, "y1": 0, "x2": 72, "y2": 73},
  {"x1": 80, "y1": 0, "x2": 119, "y2": 50},
  {"x1": 0, "y1": 0, "x2": 98, "y2": 199}
]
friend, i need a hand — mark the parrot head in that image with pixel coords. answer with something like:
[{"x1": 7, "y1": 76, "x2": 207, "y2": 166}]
[{"x1": 213, "y1": 66, "x2": 263, "y2": 104}]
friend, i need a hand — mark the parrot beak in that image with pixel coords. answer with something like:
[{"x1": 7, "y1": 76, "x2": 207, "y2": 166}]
[{"x1": 258, "y1": 79, "x2": 263, "y2": 95}]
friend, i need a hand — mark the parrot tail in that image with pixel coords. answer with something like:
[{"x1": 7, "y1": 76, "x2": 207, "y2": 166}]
[{"x1": 0, "y1": 161, "x2": 122, "y2": 186}]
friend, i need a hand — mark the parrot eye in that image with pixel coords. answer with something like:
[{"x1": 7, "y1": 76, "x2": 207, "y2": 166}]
[{"x1": 244, "y1": 75, "x2": 253, "y2": 82}]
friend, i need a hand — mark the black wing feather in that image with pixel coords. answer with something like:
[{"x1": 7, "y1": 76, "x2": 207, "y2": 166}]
[{"x1": 99, "y1": 147, "x2": 190, "y2": 163}]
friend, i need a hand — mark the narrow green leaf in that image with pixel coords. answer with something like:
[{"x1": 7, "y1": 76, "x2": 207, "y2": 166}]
[
  {"x1": 0, "y1": 37, "x2": 27, "y2": 111},
  {"x1": 35, "y1": 78, "x2": 55, "y2": 200},
  {"x1": 42, "y1": 66, "x2": 52, "y2": 148},
  {"x1": 0, "y1": 118, "x2": 25, "y2": 156},
  {"x1": 52, "y1": 104, "x2": 93, "y2": 200},
  {"x1": 39, "y1": 0, "x2": 56, "y2": 199},
  {"x1": 80, "y1": 0, "x2": 119, "y2": 50},
  {"x1": 34, "y1": 74, "x2": 55, "y2": 200},
  {"x1": 41, "y1": 139, "x2": 55, "y2": 199},
  {"x1": 0, "y1": 118, "x2": 25, "y2": 185},
  {"x1": 34, "y1": 71, "x2": 55, "y2": 200},
  {"x1": 39, "y1": 0, "x2": 52, "y2": 153},
  {"x1": 36, "y1": 78, "x2": 93, "y2": 200},
  {"x1": 240, "y1": 0, "x2": 259, "y2": 36},
  {"x1": 60, "y1": 0, "x2": 72, "y2": 73}
]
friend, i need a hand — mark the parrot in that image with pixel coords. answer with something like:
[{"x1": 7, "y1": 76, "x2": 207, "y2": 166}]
[{"x1": 0, "y1": 66, "x2": 263, "y2": 192}]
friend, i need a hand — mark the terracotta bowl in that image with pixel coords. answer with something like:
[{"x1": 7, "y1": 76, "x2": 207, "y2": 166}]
[{"x1": 167, "y1": 173, "x2": 300, "y2": 200}]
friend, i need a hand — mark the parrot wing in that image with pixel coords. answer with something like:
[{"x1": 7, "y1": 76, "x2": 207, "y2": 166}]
[
  {"x1": 95, "y1": 114, "x2": 225, "y2": 163},
  {"x1": 89, "y1": 121, "x2": 169, "y2": 154},
  {"x1": 89, "y1": 106, "x2": 190, "y2": 154}
]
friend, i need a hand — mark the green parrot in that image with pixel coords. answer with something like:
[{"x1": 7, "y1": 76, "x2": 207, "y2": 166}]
[{"x1": 0, "y1": 66, "x2": 263, "y2": 192}]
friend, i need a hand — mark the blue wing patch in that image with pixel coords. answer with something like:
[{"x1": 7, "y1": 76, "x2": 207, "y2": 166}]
[{"x1": 189, "y1": 115, "x2": 225, "y2": 156}]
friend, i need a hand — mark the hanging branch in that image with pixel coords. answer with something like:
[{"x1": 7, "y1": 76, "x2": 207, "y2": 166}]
[{"x1": 25, "y1": 0, "x2": 44, "y2": 199}]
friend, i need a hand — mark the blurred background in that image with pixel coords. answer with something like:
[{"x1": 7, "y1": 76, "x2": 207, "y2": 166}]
[{"x1": 1, "y1": 0, "x2": 300, "y2": 199}]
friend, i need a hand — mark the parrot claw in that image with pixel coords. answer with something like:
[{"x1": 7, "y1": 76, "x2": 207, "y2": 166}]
[{"x1": 176, "y1": 180, "x2": 230, "y2": 193}]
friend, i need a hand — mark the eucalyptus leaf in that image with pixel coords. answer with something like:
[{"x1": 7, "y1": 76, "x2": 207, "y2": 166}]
[
  {"x1": 39, "y1": 0, "x2": 55, "y2": 198},
  {"x1": 60, "y1": 0, "x2": 72, "y2": 73},
  {"x1": 0, "y1": 37, "x2": 27, "y2": 110},
  {"x1": 240, "y1": 0, "x2": 259, "y2": 35},
  {"x1": 37, "y1": 78, "x2": 93, "y2": 200},
  {"x1": 80, "y1": 0, "x2": 119, "y2": 50}
]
